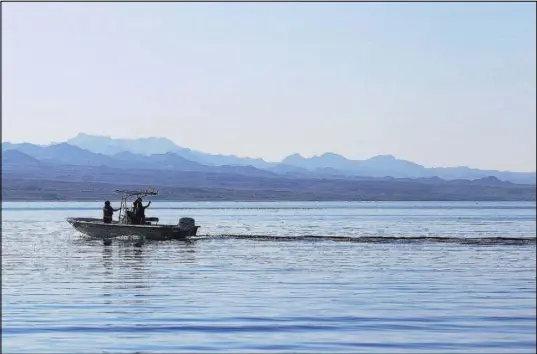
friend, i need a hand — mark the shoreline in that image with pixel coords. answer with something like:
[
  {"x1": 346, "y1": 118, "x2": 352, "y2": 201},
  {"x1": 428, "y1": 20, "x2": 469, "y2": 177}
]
[
  {"x1": 2, "y1": 198, "x2": 536, "y2": 203},
  {"x1": 3, "y1": 177, "x2": 535, "y2": 202}
]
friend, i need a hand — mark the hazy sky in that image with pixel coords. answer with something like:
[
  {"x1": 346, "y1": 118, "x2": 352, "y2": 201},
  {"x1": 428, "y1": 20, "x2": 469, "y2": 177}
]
[{"x1": 2, "y1": 2, "x2": 536, "y2": 171}]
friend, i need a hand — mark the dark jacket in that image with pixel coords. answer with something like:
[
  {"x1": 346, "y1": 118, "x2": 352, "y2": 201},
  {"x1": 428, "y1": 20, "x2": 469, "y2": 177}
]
[
  {"x1": 103, "y1": 205, "x2": 118, "y2": 218},
  {"x1": 134, "y1": 200, "x2": 151, "y2": 218}
]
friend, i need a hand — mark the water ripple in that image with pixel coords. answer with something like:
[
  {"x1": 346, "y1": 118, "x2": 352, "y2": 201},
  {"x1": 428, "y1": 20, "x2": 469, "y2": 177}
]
[
  {"x1": 2, "y1": 201, "x2": 536, "y2": 353},
  {"x1": 200, "y1": 234, "x2": 537, "y2": 245}
]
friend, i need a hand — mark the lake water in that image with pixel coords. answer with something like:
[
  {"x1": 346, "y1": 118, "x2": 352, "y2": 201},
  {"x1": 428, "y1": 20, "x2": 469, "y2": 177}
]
[{"x1": 2, "y1": 201, "x2": 536, "y2": 353}]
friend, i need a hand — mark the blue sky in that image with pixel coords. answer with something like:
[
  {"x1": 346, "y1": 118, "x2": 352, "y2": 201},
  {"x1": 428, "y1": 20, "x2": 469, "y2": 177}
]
[{"x1": 2, "y1": 2, "x2": 535, "y2": 171}]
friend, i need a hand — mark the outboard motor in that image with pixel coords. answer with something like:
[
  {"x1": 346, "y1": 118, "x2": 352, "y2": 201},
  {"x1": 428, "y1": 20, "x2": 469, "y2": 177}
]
[{"x1": 178, "y1": 217, "x2": 196, "y2": 232}]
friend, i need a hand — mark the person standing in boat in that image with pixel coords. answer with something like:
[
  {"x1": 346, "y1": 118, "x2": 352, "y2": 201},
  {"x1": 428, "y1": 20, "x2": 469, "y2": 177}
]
[
  {"x1": 132, "y1": 197, "x2": 151, "y2": 224},
  {"x1": 103, "y1": 201, "x2": 120, "y2": 224}
]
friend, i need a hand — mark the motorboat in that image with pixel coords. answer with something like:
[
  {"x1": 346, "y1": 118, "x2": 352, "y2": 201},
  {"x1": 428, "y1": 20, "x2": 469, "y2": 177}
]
[{"x1": 67, "y1": 188, "x2": 199, "y2": 243}]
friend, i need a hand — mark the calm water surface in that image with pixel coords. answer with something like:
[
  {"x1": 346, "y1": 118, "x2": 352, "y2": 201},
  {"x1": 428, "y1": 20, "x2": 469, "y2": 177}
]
[{"x1": 2, "y1": 201, "x2": 536, "y2": 353}]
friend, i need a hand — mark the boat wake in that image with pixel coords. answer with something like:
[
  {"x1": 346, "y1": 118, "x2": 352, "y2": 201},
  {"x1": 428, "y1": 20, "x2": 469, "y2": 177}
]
[{"x1": 196, "y1": 235, "x2": 536, "y2": 245}]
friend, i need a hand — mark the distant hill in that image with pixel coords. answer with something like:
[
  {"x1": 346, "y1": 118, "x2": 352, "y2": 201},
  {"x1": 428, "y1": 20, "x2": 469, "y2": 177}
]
[
  {"x1": 2, "y1": 149, "x2": 43, "y2": 172},
  {"x1": 2, "y1": 149, "x2": 41, "y2": 165},
  {"x1": 2, "y1": 133, "x2": 535, "y2": 185},
  {"x1": 2, "y1": 145, "x2": 535, "y2": 201},
  {"x1": 2, "y1": 163, "x2": 535, "y2": 201},
  {"x1": 281, "y1": 152, "x2": 535, "y2": 184},
  {"x1": 1, "y1": 142, "x2": 277, "y2": 179},
  {"x1": 66, "y1": 133, "x2": 273, "y2": 169}
]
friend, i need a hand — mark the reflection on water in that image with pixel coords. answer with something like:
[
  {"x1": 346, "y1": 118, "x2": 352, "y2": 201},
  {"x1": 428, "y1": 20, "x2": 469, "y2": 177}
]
[
  {"x1": 98, "y1": 240, "x2": 200, "y2": 305},
  {"x1": 102, "y1": 246, "x2": 113, "y2": 274},
  {"x1": 2, "y1": 202, "x2": 536, "y2": 353}
]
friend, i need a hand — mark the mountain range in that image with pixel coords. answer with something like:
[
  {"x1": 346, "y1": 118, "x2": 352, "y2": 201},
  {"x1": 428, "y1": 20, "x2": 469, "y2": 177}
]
[{"x1": 2, "y1": 133, "x2": 535, "y2": 184}]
